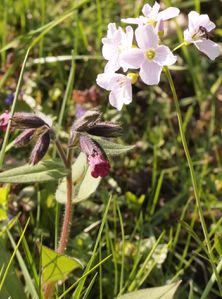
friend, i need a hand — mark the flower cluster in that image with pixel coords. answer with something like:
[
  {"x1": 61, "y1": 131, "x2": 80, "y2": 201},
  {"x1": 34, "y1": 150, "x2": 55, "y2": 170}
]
[
  {"x1": 96, "y1": 2, "x2": 220, "y2": 111},
  {"x1": 71, "y1": 109, "x2": 122, "y2": 178},
  {"x1": 11, "y1": 112, "x2": 53, "y2": 165}
]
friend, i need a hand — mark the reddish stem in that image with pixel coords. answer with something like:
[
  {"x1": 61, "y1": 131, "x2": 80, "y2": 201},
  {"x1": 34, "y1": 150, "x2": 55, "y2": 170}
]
[{"x1": 44, "y1": 140, "x2": 73, "y2": 299}]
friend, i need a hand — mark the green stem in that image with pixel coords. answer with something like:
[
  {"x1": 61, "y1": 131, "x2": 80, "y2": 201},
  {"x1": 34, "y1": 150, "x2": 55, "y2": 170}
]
[
  {"x1": 201, "y1": 258, "x2": 222, "y2": 299},
  {"x1": 164, "y1": 66, "x2": 222, "y2": 295},
  {"x1": 44, "y1": 140, "x2": 73, "y2": 299},
  {"x1": 172, "y1": 41, "x2": 187, "y2": 52},
  {"x1": 0, "y1": 48, "x2": 31, "y2": 168}
]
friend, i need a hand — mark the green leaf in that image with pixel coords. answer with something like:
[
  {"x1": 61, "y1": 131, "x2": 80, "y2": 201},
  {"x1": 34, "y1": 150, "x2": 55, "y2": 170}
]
[
  {"x1": 41, "y1": 245, "x2": 83, "y2": 283},
  {"x1": 56, "y1": 153, "x2": 101, "y2": 204},
  {"x1": 118, "y1": 282, "x2": 181, "y2": 299},
  {"x1": 90, "y1": 135, "x2": 135, "y2": 156},
  {"x1": 0, "y1": 160, "x2": 69, "y2": 183}
]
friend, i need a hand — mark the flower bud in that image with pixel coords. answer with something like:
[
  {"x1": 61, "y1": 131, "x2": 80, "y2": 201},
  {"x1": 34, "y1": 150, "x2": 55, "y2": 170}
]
[
  {"x1": 14, "y1": 128, "x2": 36, "y2": 147},
  {"x1": 29, "y1": 132, "x2": 50, "y2": 165},
  {"x1": 11, "y1": 112, "x2": 47, "y2": 129},
  {"x1": 71, "y1": 108, "x2": 101, "y2": 133},
  {"x1": 157, "y1": 19, "x2": 164, "y2": 38},
  {"x1": 87, "y1": 122, "x2": 122, "y2": 137}
]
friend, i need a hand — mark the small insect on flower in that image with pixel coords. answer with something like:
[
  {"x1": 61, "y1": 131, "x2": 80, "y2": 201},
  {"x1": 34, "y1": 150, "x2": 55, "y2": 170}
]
[{"x1": 184, "y1": 11, "x2": 220, "y2": 60}]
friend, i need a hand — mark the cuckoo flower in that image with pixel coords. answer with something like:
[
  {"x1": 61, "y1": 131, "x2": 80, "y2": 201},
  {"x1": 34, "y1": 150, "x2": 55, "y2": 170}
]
[
  {"x1": 184, "y1": 11, "x2": 220, "y2": 60},
  {"x1": 121, "y1": 2, "x2": 179, "y2": 29},
  {"x1": 96, "y1": 72, "x2": 132, "y2": 110},
  {"x1": 102, "y1": 23, "x2": 133, "y2": 72},
  {"x1": 120, "y1": 25, "x2": 177, "y2": 85}
]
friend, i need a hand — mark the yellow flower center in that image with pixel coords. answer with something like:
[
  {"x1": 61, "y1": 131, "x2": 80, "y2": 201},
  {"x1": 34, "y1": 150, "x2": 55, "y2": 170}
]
[
  {"x1": 145, "y1": 49, "x2": 156, "y2": 60},
  {"x1": 127, "y1": 73, "x2": 139, "y2": 84},
  {"x1": 146, "y1": 20, "x2": 156, "y2": 27}
]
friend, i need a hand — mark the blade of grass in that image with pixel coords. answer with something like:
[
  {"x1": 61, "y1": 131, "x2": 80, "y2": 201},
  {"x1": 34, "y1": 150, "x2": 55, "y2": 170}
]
[
  {"x1": 0, "y1": 218, "x2": 30, "y2": 291},
  {"x1": 71, "y1": 196, "x2": 112, "y2": 299},
  {"x1": 7, "y1": 229, "x2": 40, "y2": 299},
  {"x1": 82, "y1": 272, "x2": 98, "y2": 299},
  {"x1": 58, "y1": 254, "x2": 112, "y2": 299}
]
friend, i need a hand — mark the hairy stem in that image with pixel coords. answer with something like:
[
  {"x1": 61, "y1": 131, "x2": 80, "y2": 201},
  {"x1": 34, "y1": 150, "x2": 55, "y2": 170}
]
[
  {"x1": 44, "y1": 141, "x2": 73, "y2": 299},
  {"x1": 165, "y1": 66, "x2": 222, "y2": 295}
]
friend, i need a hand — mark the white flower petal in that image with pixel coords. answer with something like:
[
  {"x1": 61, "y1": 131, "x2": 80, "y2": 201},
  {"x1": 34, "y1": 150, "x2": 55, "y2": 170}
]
[
  {"x1": 102, "y1": 41, "x2": 117, "y2": 60},
  {"x1": 125, "y1": 26, "x2": 134, "y2": 46},
  {"x1": 104, "y1": 58, "x2": 120, "y2": 72},
  {"x1": 119, "y1": 48, "x2": 144, "y2": 69},
  {"x1": 107, "y1": 23, "x2": 117, "y2": 38},
  {"x1": 121, "y1": 17, "x2": 143, "y2": 25},
  {"x1": 135, "y1": 25, "x2": 158, "y2": 50},
  {"x1": 140, "y1": 61, "x2": 162, "y2": 85},
  {"x1": 188, "y1": 11, "x2": 200, "y2": 32},
  {"x1": 184, "y1": 28, "x2": 193, "y2": 43},
  {"x1": 142, "y1": 3, "x2": 152, "y2": 17},
  {"x1": 96, "y1": 73, "x2": 113, "y2": 90},
  {"x1": 150, "y1": 2, "x2": 160, "y2": 19},
  {"x1": 154, "y1": 45, "x2": 177, "y2": 66},
  {"x1": 198, "y1": 14, "x2": 215, "y2": 32},
  {"x1": 157, "y1": 7, "x2": 180, "y2": 21},
  {"x1": 108, "y1": 79, "x2": 132, "y2": 110},
  {"x1": 194, "y1": 39, "x2": 220, "y2": 60}
]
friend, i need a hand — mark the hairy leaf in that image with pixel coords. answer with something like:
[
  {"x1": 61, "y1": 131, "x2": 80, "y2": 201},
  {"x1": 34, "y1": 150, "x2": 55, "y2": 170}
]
[{"x1": 0, "y1": 160, "x2": 69, "y2": 183}]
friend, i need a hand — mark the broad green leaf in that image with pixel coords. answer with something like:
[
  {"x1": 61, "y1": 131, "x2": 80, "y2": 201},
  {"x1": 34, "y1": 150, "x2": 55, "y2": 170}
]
[
  {"x1": 0, "y1": 160, "x2": 69, "y2": 183},
  {"x1": 118, "y1": 282, "x2": 181, "y2": 299},
  {"x1": 56, "y1": 153, "x2": 101, "y2": 204},
  {"x1": 41, "y1": 245, "x2": 83, "y2": 283},
  {"x1": 90, "y1": 135, "x2": 135, "y2": 156}
]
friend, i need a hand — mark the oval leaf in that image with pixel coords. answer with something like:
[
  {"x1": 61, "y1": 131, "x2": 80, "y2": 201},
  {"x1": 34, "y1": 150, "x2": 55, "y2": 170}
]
[
  {"x1": 0, "y1": 160, "x2": 69, "y2": 183},
  {"x1": 118, "y1": 282, "x2": 181, "y2": 299},
  {"x1": 41, "y1": 245, "x2": 83, "y2": 283},
  {"x1": 55, "y1": 153, "x2": 101, "y2": 204},
  {"x1": 90, "y1": 135, "x2": 135, "y2": 156}
]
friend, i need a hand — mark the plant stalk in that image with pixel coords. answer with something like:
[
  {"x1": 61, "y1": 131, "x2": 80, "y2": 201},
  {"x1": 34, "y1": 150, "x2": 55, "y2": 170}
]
[
  {"x1": 44, "y1": 141, "x2": 73, "y2": 299},
  {"x1": 164, "y1": 66, "x2": 222, "y2": 295}
]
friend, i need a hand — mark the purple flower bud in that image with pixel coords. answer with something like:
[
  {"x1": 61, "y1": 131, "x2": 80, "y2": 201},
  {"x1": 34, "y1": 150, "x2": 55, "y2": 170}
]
[
  {"x1": 87, "y1": 122, "x2": 122, "y2": 137},
  {"x1": 29, "y1": 132, "x2": 50, "y2": 165},
  {"x1": 14, "y1": 128, "x2": 36, "y2": 147},
  {"x1": 79, "y1": 135, "x2": 110, "y2": 178},
  {"x1": 11, "y1": 113, "x2": 47, "y2": 129},
  {"x1": 71, "y1": 108, "x2": 101, "y2": 133}
]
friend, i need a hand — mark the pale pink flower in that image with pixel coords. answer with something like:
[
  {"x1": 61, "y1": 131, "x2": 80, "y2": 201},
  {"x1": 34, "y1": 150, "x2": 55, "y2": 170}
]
[
  {"x1": 102, "y1": 23, "x2": 133, "y2": 72},
  {"x1": 121, "y1": 2, "x2": 179, "y2": 29},
  {"x1": 96, "y1": 72, "x2": 132, "y2": 110},
  {"x1": 184, "y1": 11, "x2": 220, "y2": 60},
  {"x1": 119, "y1": 25, "x2": 177, "y2": 85}
]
